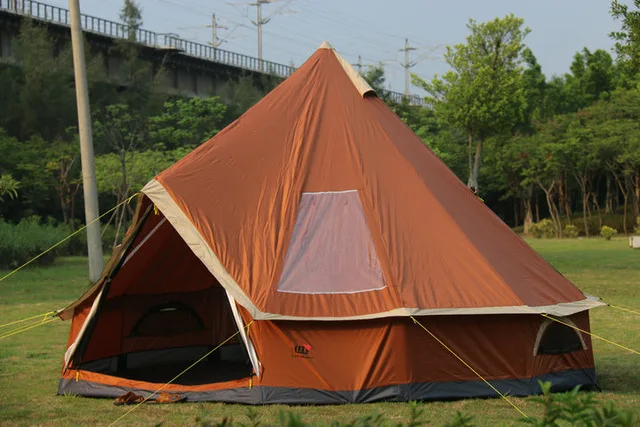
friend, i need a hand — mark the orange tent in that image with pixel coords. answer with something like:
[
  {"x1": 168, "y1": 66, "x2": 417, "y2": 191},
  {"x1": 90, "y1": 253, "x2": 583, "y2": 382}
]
[{"x1": 57, "y1": 42, "x2": 604, "y2": 404}]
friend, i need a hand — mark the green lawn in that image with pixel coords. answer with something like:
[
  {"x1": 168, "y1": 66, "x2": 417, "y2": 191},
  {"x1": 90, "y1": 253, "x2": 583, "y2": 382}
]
[{"x1": 0, "y1": 238, "x2": 638, "y2": 426}]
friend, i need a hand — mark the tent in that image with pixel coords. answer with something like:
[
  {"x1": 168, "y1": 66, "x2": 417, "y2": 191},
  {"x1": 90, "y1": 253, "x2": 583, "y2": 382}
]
[{"x1": 57, "y1": 42, "x2": 604, "y2": 404}]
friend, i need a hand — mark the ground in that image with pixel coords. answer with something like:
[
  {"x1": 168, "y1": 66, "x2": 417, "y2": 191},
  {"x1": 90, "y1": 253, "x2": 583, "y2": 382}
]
[{"x1": 0, "y1": 238, "x2": 638, "y2": 426}]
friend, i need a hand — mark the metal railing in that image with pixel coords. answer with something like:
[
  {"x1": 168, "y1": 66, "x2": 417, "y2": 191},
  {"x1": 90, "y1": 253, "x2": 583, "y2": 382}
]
[{"x1": 0, "y1": 0, "x2": 424, "y2": 106}]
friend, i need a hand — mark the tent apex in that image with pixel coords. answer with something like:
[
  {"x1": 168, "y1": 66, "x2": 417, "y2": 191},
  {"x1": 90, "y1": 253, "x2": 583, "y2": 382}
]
[{"x1": 318, "y1": 41, "x2": 334, "y2": 50}]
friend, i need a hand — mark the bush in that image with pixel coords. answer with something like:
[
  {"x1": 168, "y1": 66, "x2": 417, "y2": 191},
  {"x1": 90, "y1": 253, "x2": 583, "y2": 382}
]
[
  {"x1": 0, "y1": 216, "x2": 72, "y2": 269},
  {"x1": 600, "y1": 225, "x2": 617, "y2": 240},
  {"x1": 521, "y1": 381, "x2": 635, "y2": 426},
  {"x1": 529, "y1": 218, "x2": 556, "y2": 238},
  {"x1": 564, "y1": 224, "x2": 579, "y2": 238}
]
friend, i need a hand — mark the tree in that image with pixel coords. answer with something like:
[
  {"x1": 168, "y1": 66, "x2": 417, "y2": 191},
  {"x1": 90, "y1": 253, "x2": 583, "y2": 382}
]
[
  {"x1": 0, "y1": 174, "x2": 19, "y2": 204},
  {"x1": 45, "y1": 138, "x2": 82, "y2": 225},
  {"x1": 120, "y1": 0, "x2": 143, "y2": 41},
  {"x1": 414, "y1": 14, "x2": 530, "y2": 191},
  {"x1": 521, "y1": 48, "x2": 547, "y2": 127},
  {"x1": 148, "y1": 97, "x2": 227, "y2": 150},
  {"x1": 361, "y1": 64, "x2": 393, "y2": 103},
  {"x1": 610, "y1": 0, "x2": 640, "y2": 81},
  {"x1": 565, "y1": 48, "x2": 615, "y2": 109}
]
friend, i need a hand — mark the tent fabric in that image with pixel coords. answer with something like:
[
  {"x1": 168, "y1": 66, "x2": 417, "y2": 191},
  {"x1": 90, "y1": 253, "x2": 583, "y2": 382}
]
[
  {"x1": 58, "y1": 312, "x2": 597, "y2": 403},
  {"x1": 58, "y1": 368, "x2": 596, "y2": 404},
  {"x1": 57, "y1": 41, "x2": 602, "y2": 404},
  {"x1": 138, "y1": 42, "x2": 603, "y2": 320}
]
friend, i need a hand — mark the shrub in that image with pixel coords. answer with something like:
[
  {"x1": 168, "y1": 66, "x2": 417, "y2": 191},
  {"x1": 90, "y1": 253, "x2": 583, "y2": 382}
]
[
  {"x1": 564, "y1": 224, "x2": 579, "y2": 238},
  {"x1": 0, "y1": 216, "x2": 72, "y2": 269},
  {"x1": 600, "y1": 225, "x2": 617, "y2": 240},
  {"x1": 521, "y1": 381, "x2": 635, "y2": 426},
  {"x1": 529, "y1": 218, "x2": 556, "y2": 238}
]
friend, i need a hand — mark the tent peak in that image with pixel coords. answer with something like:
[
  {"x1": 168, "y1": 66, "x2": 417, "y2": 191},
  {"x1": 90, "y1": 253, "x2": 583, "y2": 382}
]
[{"x1": 317, "y1": 41, "x2": 375, "y2": 98}]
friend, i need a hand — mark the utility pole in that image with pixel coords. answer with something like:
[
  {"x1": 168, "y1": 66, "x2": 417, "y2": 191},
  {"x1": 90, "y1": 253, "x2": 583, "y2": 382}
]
[
  {"x1": 210, "y1": 13, "x2": 228, "y2": 61},
  {"x1": 69, "y1": 0, "x2": 103, "y2": 283},
  {"x1": 354, "y1": 55, "x2": 363, "y2": 73},
  {"x1": 399, "y1": 38, "x2": 417, "y2": 96},
  {"x1": 250, "y1": 0, "x2": 273, "y2": 70}
]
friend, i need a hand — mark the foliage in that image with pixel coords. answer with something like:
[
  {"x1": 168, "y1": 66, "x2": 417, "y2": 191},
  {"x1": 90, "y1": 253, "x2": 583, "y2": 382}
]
[
  {"x1": 610, "y1": 0, "x2": 640, "y2": 81},
  {"x1": 0, "y1": 217, "x2": 71, "y2": 268},
  {"x1": 0, "y1": 174, "x2": 20, "y2": 203},
  {"x1": 94, "y1": 147, "x2": 193, "y2": 196},
  {"x1": 564, "y1": 224, "x2": 579, "y2": 238},
  {"x1": 520, "y1": 381, "x2": 635, "y2": 426},
  {"x1": 120, "y1": 0, "x2": 143, "y2": 41},
  {"x1": 529, "y1": 219, "x2": 556, "y2": 239},
  {"x1": 600, "y1": 225, "x2": 618, "y2": 240},
  {"x1": 414, "y1": 14, "x2": 530, "y2": 190},
  {"x1": 148, "y1": 97, "x2": 227, "y2": 150}
]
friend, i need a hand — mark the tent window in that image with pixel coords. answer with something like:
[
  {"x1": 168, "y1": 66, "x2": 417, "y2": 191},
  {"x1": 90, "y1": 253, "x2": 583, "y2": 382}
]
[
  {"x1": 277, "y1": 190, "x2": 386, "y2": 294},
  {"x1": 534, "y1": 318, "x2": 586, "y2": 356},
  {"x1": 130, "y1": 302, "x2": 204, "y2": 337}
]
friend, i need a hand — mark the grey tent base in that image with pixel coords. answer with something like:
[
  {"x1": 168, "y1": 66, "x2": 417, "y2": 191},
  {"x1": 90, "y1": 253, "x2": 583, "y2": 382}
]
[{"x1": 58, "y1": 368, "x2": 596, "y2": 404}]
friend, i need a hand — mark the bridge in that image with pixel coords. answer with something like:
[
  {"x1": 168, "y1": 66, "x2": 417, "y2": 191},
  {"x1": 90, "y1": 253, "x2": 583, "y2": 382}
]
[{"x1": 0, "y1": 0, "x2": 424, "y2": 106}]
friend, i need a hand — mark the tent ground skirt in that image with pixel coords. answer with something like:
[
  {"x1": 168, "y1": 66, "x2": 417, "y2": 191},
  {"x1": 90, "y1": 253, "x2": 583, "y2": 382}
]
[{"x1": 58, "y1": 368, "x2": 596, "y2": 404}]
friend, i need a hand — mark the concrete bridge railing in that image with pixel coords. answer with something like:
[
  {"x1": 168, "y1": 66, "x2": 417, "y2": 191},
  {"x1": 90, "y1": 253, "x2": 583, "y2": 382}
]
[{"x1": 0, "y1": 0, "x2": 424, "y2": 106}]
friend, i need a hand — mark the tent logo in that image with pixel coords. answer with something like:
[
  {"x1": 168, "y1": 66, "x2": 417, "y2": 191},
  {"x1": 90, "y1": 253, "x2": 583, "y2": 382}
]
[{"x1": 293, "y1": 344, "x2": 312, "y2": 358}]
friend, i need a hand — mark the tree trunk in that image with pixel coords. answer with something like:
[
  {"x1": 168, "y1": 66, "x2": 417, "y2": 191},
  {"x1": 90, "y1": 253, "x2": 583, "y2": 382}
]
[
  {"x1": 535, "y1": 195, "x2": 540, "y2": 222},
  {"x1": 59, "y1": 190, "x2": 69, "y2": 224},
  {"x1": 581, "y1": 185, "x2": 589, "y2": 237},
  {"x1": 591, "y1": 193, "x2": 602, "y2": 231},
  {"x1": 612, "y1": 170, "x2": 629, "y2": 235},
  {"x1": 564, "y1": 177, "x2": 572, "y2": 224},
  {"x1": 558, "y1": 176, "x2": 565, "y2": 217},
  {"x1": 635, "y1": 173, "x2": 639, "y2": 229},
  {"x1": 467, "y1": 137, "x2": 482, "y2": 191},
  {"x1": 605, "y1": 175, "x2": 613, "y2": 214},
  {"x1": 513, "y1": 198, "x2": 519, "y2": 228},
  {"x1": 523, "y1": 198, "x2": 533, "y2": 234}
]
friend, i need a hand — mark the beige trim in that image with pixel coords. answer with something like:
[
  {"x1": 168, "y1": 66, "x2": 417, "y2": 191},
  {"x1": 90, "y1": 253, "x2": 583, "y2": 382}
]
[
  {"x1": 225, "y1": 291, "x2": 261, "y2": 377},
  {"x1": 318, "y1": 41, "x2": 374, "y2": 97},
  {"x1": 63, "y1": 288, "x2": 104, "y2": 366},
  {"x1": 142, "y1": 180, "x2": 259, "y2": 316},
  {"x1": 141, "y1": 179, "x2": 606, "y2": 322},
  {"x1": 252, "y1": 295, "x2": 606, "y2": 321}
]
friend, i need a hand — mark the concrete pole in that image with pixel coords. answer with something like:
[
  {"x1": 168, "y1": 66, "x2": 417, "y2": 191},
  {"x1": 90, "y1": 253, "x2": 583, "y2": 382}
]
[{"x1": 69, "y1": 0, "x2": 103, "y2": 282}]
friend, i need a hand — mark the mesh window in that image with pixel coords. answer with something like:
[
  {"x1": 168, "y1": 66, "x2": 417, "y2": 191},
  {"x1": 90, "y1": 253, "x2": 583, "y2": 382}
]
[
  {"x1": 130, "y1": 302, "x2": 204, "y2": 337},
  {"x1": 277, "y1": 190, "x2": 386, "y2": 294},
  {"x1": 536, "y1": 321, "x2": 584, "y2": 355}
]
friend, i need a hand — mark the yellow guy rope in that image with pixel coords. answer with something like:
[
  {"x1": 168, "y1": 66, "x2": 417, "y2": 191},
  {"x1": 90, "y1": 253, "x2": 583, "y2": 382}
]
[
  {"x1": 606, "y1": 304, "x2": 640, "y2": 317},
  {"x1": 109, "y1": 320, "x2": 255, "y2": 427},
  {"x1": 410, "y1": 316, "x2": 529, "y2": 419},
  {"x1": 0, "y1": 193, "x2": 139, "y2": 285},
  {"x1": 541, "y1": 314, "x2": 640, "y2": 356},
  {"x1": 0, "y1": 317, "x2": 58, "y2": 340},
  {"x1": 0, "y1": 310, "x2": 56, "y2": 329}
]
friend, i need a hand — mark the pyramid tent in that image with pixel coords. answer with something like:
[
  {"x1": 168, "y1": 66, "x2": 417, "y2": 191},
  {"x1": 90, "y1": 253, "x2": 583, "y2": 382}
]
[{"x1": 57, "y1": 42, "x2": 603, "y2": 404}]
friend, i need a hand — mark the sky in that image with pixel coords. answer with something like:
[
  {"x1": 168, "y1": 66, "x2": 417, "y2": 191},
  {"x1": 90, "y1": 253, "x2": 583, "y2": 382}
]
[{"x1": 44, "y1": 0, "x2": 625, "y2": 95}]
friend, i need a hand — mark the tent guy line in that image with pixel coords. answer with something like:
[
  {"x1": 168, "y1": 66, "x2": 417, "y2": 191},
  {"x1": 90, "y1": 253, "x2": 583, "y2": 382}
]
[
  {"x1": 410, "y1": 316, "x2": 529, "y2": 419},
  {"x1": 108, "y1": 321, "x2": 255, "y2": 427},
  {"x1": 0, "y1": 193, "x2": 140, "y2": 286},
  {"x1": 540, "y1": 314, "x2": 640, "y2": 356}
]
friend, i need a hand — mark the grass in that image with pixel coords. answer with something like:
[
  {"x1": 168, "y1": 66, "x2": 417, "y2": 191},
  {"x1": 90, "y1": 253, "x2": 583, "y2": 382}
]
[{"x1": 0, "y1": 238, "x2": 638, "y2": 426}]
